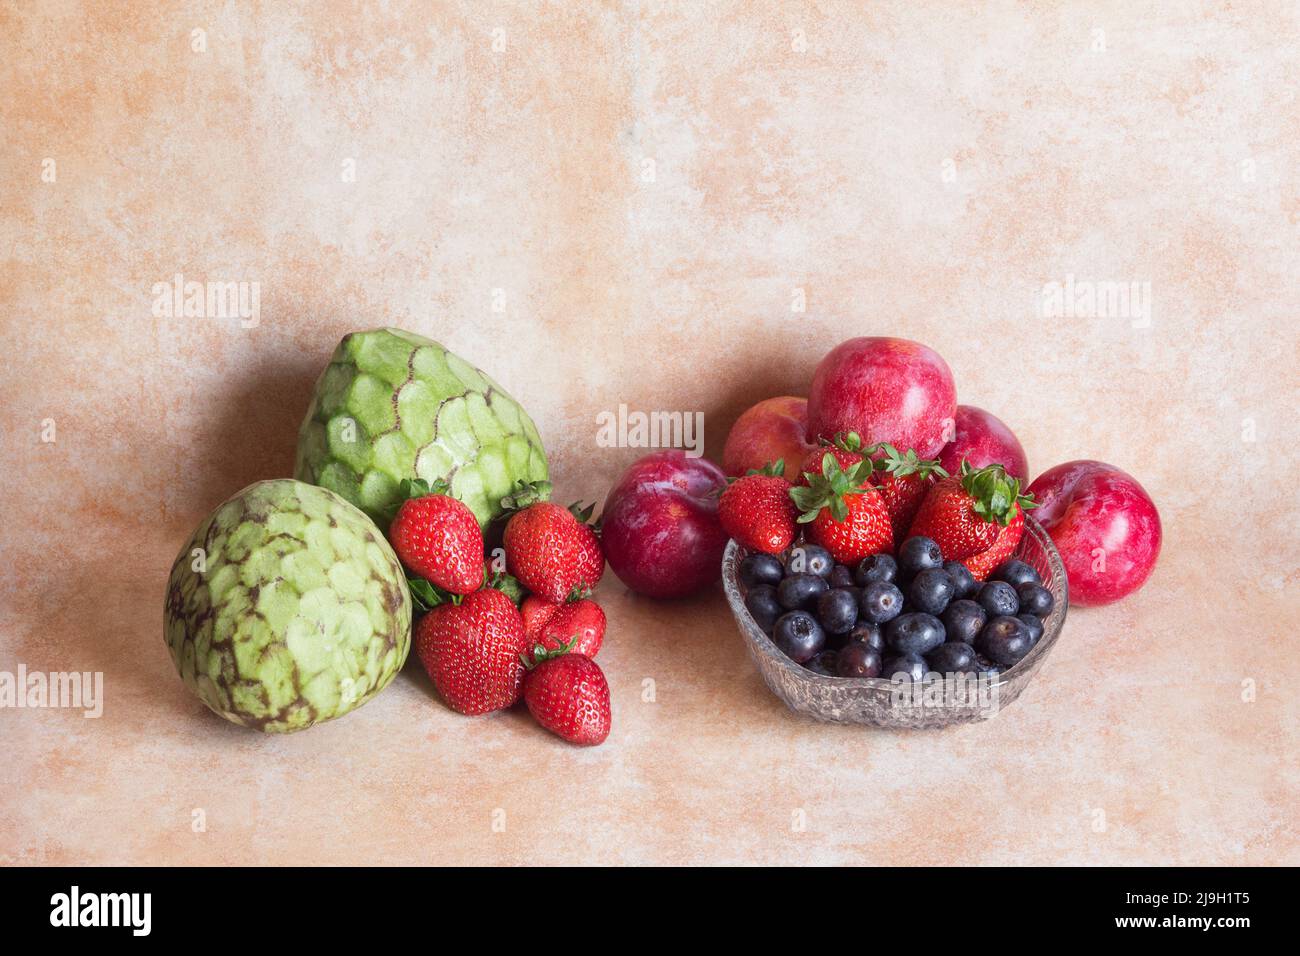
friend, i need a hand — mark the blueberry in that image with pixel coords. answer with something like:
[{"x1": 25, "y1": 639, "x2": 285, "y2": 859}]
[
  {"x1": 884, "y1": 612, "x2": 946, "y2": 656},
  {"x1": 976, "y1": 615, "x2": 1033, "y2": 667},
  {"x1": 977, "y1": 580, "x2": 1019, "y2": 618},
  {"x1": 854, "y1": 553, "x2": 898, "y2": 586},
  {"x1": 940, "y1": 599, "x2": 986, "y2": 644},
  {"x1": 943, "y1": 560, "x2": 979, "y2": 599},
  {"x1": 1018, "y1": 613, "x2": 1044, "y2": 646},
  {"x1": 816, "y1": 588, "x2": 859, "y2": 635},
  {"x1": 898, "y1": 536, "x2": 944, "y2": 575},
  {"x1": 992, "y1": 558, "x2": 1040, "y2": 590},
  {"x1": 1017, "y1": 582, "x2": 1054, "y2": 617},
  {"x1": 909, "y1": 568, "x2": 955, "y2": 616},
  {"x1": 829, "y1": 564, "x2": 855, "y2": 589},
  {"x1": 927, "y1": 641, "x2": 977, "y2": 674},
  {"x1": 805, "y1": 649, "x2": 839, "y2": 677},
  {"x1": 744, "y1": 585, "x2": 782, "y2": 632},
  {"x1": 836, "y1": 642, "x2": 882, "y2": 678},
  {"x1": 790, "y1": 544, "x2": 834, "y2": 578},
  {"x1": 739, "y1": 552, "x2": 785, "y2": 589},
  {"x1": 777, "y1": 572, "x2": 829, "y2": 611},
  {"x1": 845, "y1": 622, "x2": 885, "y2": 653},
  {"x1": 973, "y1": 652, "x2": 1003, "y2": 677},
  {"x1": 859, "y1": 581, "x2": 905, "y2": 624},
  {"x1": 773, "y1": 611, "x2": 826, "y2": 663},
  {"x1": 881, "y1": 654, "x2": 927, "y2": 682}
]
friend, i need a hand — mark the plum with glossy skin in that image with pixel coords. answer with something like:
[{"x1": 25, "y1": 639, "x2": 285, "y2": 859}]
[
  {"x1": 722, "y1": 396, "x2": 817, "y2": 481},
  {"x1": 1026, "y1": 460, "x2": 1161, "y2": 607},
  {"x1": 937, "y1": 405, "x2": 1029, "y2": 479},
  {"x1": 600, "y1": 451, "x2": 730, "y2": 599},
  {"x1": 807, "y1": 337, "x2": 957, "y2": 458}
]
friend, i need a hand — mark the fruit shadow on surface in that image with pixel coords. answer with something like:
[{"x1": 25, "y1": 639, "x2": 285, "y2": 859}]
[{"x1": 179, "y1": 351, "x2": 323, "y2": 517}]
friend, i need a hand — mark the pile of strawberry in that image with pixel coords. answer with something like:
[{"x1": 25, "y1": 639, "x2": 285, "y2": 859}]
[
  {"x1": 719, "y1": 434, "x2": 1035, "y2": 580},
  {"x1": 386, "y1": 480, "x2": 611, "y2": 746}
]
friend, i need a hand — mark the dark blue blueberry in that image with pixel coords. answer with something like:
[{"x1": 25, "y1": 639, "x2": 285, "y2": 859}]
[
  {"x1": 941, "y1": 599, "x2": 986, "y2": 644},
  {"x1": 829, "y1": 564, "x2": 855, "y2": 589},
  {"x1": 1017, "y1": 582, "x2": 1054, "y2": 617},
  {"x1": 804, "y1": 649, "x2": 839, "y2": 676},
  {"x1": 845, "y1": 622, "x2": 885, "y2": 653},
  {"x1": 777, "y1": 572, "x2": 829, "y2": 611},
  {"x1": 1018, "y1": 613, "x2": 1044, "y2": 646},
  {"x1": 836, "y1": 642, "x2": 882, "y2": 678},
  {"x1": 854, "y1": 553, "x2": 898, "y2": 586},
  {"x1": 790, "y1": 544, "x2": 834, "y2": 578},
  {"x1": 881, "y1": 654, "x2": 927, "y2": 682},
  {"x1": 816, "y1": 588, "x2": 859, "y2": 635},
  {"x1": 926, "y1": 641, "x2": 977, "y2": 674},
  {"x1": 943, "y1": 560, "x2": 979, "y2": 599},
  {"x1": 977, "y1": 580, "x2": 1019, "y2": 618},
  {"x1": 773, "y1": 611, "x2": 826, "y2": 663},
  {"x1": 973, "y1": 652, "x2": 1003, "y2": 677},
  {"x1": 884, "y1": 612, "x2": 946, "y2": 656},
  {"x1": 976, "y1": 615, "x2": 1033, "y2": 667},
  {"x1": 898, "y1": 536, "x2": 944, "y2": 575},
  {"x1": 992, "y1": 558, "x2": 1040, "y2": 589},
  {"x1": 909, "y1": 568, "x2": 955, "y2": 616},
  {"x1": 859, "y1": 581, "x2": 905, "y2": 624},
  {"x1": 739, "y1": 552, "x2": 785, "y2": 589},
  {"x1": 744, "y1": 584, "x2": 782, "y2": 632}
]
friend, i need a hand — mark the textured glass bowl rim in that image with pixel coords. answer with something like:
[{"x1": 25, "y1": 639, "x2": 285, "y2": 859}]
[{"x1": 722, "y1": 515, "x2": 1069, "y2": 693}]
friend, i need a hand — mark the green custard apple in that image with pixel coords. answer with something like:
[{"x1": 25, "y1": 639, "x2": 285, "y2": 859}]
[
  {"x1": 164, "y1": 479, "x2": 411, "y2": 733},
  {"x1": 294, "y1": 328, "x2": 549, "y2": 527}
]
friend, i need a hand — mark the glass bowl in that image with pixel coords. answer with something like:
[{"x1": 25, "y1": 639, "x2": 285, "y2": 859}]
[{"x1": 722, "y1": 517, "x2": 1068, "y2": 728}]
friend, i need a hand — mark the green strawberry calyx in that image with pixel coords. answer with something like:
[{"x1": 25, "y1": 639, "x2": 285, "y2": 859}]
[
  {"x1": 722, "y1": 459, "x2": 787, "y2": 487},
  {"x1": 498, "y1": 479, "x2": 554, "y2": 512},
  {"x1": 868, "y1": 442, "x2": 949, "y2": 481},
  {"x1": 487, "y1": 569, "x2": 527, "y2": 606},
  {"x1": 790, "y1": 454, "x2": 876, "y2": 524},
  {"x1": 406, "y1": 574, "x2": 463, "y2": 613},
  {"x1": 958, "y1": 460, "x2": 1037, "y2": 526},
  {"x1": 379, "y1": 477, "x2": 455, "y2": 527},
  {"x1": 520, "y1": 635, "x2": 579, "y2": 670}
]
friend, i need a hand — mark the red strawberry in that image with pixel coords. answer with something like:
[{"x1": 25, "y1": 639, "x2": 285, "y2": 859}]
[
  {"x1": 718, "y1": 465, "x2": 798, "y2": 553},
  {"x1": 798, "y1": 432, "x2": 867, "y2": 485},
  {"x1": 503, "y1": 502, "x2": 604, "y2": 603},
  {"x1": 907, "y1": 461, "x2": 1035, "y2": 560},
  {"x1": 789, "y1": 455, "x2": 893, "y2": 564},
  {"x1": 521, "y1": 594, "x2": 561, "y2": 641},
  {"x1": 388, "y1": 490, "x2": 484, "y2": 594},
  {"x1": 962, "y1": 506, "x2": 1026, "y2": 581},
  {"x1": 522, "y1": 644, "x2": 611, "y2": 746},
  {"x1": 867, "y1": 442, "x2": 948, "y2": 546},
  {"x1": 535, "y1": 598, "x2": 606, "y2": 657},
  {"x1": 415, "y1": 588, "x2": 528, "y2": 715}
]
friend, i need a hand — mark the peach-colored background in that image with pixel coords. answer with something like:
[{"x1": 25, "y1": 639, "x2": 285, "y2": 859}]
[{"x1": 3, "y1": 1, "x2": 1297, "y2": 865}]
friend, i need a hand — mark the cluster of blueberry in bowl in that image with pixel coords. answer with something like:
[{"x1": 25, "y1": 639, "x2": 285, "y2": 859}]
[{"x1": 740, "y1": 535, "x2": 1055, "y2": 681}]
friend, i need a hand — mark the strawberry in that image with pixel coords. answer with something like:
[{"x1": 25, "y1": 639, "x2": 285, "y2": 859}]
[
  {"x1": 798, "y1": 432, "x2": 867, "y2": 485},
  {"x1": 907, "y1": 461, "x2": 1036, "y2": 561},
  {"x1": 718, "y1": 463, "x2": 798, "y2": 553},
  {"x1": 962, "y1": 506, "x2": 1026, "y2": 581},
  {"x1": 789, "y1": 455, "x2": 893, "y2": 564},
  {"x1": 415, "y1": 588, "x2": 528, "y2": 715},
  {"x1": 536, "y1": 598, "x2": 606, "y2": 657},
  {"x1": 521, "y1": 594, "x2": 561, "y2": 641},
  {"x1": 867, "y1": 442, "x2": 948, "y2": 546},
  {"x1": 388, "y1": 482, "x2": 484, "y2": 594},
  {"x1": 522, "y1": 641, "x2": 611, "y2": 746},
  {"x1": 503, "y1": 502, "x2": 604, "y2": 603}
]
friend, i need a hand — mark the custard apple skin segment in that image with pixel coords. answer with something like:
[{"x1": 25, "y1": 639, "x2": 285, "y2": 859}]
[
  {"x1": 293, "y1": 328, "x2": 549, "y2": 527},
  {"x1": 164, "y1": 479, "x2": 412, "y2": 734}
]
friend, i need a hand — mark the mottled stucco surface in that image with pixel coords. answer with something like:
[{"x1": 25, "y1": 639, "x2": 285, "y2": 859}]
[{"x1": 1, "y1": 1, "x2": 1297, "y2": 864}]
